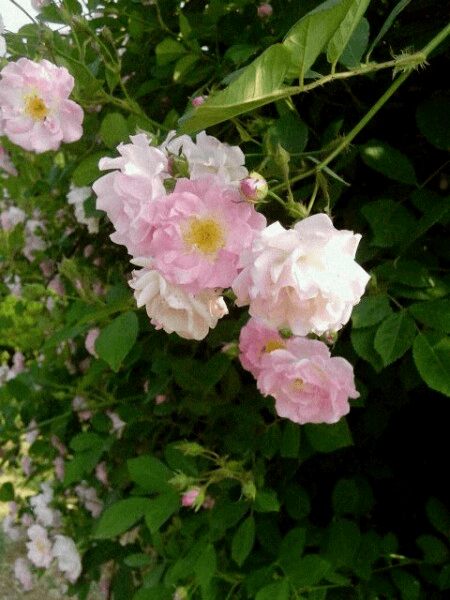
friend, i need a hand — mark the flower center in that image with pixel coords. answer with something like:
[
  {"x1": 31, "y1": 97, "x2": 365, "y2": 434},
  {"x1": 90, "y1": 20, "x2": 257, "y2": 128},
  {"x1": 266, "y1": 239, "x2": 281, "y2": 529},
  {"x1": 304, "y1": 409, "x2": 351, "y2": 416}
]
[
  {"x1": 263, "y1": 338, "x2": 286, "y2": 353},
  {"x1": 24, "y1": 94, "x2": 49, "y2": 120},
  {"x1": 183, "y1": 216, "x2": 226, "y2": 256},
  {"x1": 292, "y1": 378, "x2": 305, "y2": 392}
]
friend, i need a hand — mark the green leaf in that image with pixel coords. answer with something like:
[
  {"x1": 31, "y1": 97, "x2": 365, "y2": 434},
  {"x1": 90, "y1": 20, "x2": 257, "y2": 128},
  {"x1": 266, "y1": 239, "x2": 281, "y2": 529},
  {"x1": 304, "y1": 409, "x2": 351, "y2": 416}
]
[
  {"x1": 72, "y1": 152, "x2": 106, "y2": 187},
  {"x1": 361, "y1": 199, "x2": 417, "y2": 247},
  {"x1": 179, "y1": 44, "x2": 292, "y2": 133},
  {"x1": 351, "y1": 325, "x2": 385, "y2": 371},
  {"x1": 413, "y1": 332, "x2": 450, "y2": 397},
  {"x1": 280, "y1": 421, "x2": 300, "y2": 458},
  {"x1": 338, "y1": 17, "x2": 370, "y2": 68},
  {"x1": 426, "y1": 497, "x2": 450, "y2": 536},
  {"x1": 155, "y1": 37, "x2": 186, "y2": 66},
  {"x1": 0, "y1": 482, "x2": 14, "y2": 501},
  {"x1": 439, "y1": 564, "x2": 450, "y2": 590},
  {"x1": 352, "y1": 295, "x2": 392, "y2": 328},
  {"x1": 304, "y1": 419, "x2": 353, "y2": 453},
  {"x1": 326, "y1": 1, "x2": 371, "y2": 68},
  {"x1": 279, "y1": 528, "x2": 307, "y2": 579},
  {"x1": 231, "y1": 517, "x2": 255, "y2": 567},
  {"x1": 255, "y1": 579, "x2": 290, "y2": 600},
  {"x1": 254, "y1": 489, "x2": 280, "y2": 512},
  {"x1": 409, "y1": 300, "x2": 450, "y2": 334},
  {"x1": 95, "y1": 497, "x2": 150, "y2": 538},
  {"x1": 290, "y1": 555, "x2": 331, "y2": 587},
  {"x1": 268, "y1": 112, "x2": 309, "y2": 154},
  {"x1": 416, "y1": 534, "x2": 450, "y2": 565},
  {"x1": 133, "y1": 585, "x2": 172, "y2": 600},
  {"x1": 95, "y1": 312, "x2": 139, "y2": 372},
  {"x1": 195, "y1": 544, "x2": 217, "y2": 589},
  {"x1": 374, "y1": 312, "x2": 417, "y2": 366},
  {"x1": 416, "y1": 98, "x2": 450, "y2": 150},
  {"x1": 144, "y1": 491, "x2": 180, "y2": 534},
  {"x1": 283, "y1": 0, "x2": 366, "y2": 80},
  {"x1": 99, "y1": 113, "x2": 129, "y2": 149},
  {"x1": 361, "y1": 140, "x2": 417, "y2": 185},
  {"x1": 366, "y1": 0, "x2": 412, "y2": 60},
  {"x1": 124, "y1": 554, "x2": 156, "y2": 568},
  {"x1": 173, "y1": 54, "x2": 199, "y2": 83},
  {"x1": 326, "y1": 519, "x2": 361, "y2": 567},
  {"x1": 332, "y1": 478, "x2": 360, "y2": 516},
  {"x1": 127, "y1": 455, "x2": 173, "y2": 494}
]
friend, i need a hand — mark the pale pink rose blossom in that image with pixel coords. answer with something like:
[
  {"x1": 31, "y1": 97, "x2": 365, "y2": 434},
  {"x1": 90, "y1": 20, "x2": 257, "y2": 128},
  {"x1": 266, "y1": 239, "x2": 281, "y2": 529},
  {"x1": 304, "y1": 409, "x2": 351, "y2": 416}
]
[
  {"x1": 75, "y1": 484, "x2": 103, "y2": 517},
  {"x1": 25, "y1": 419, "x2": 39, "y2": 444},
  {"x1": 93, "y1": 133, "x2": 168, "y2": 257},
  {"x1": 21, "y1": 455, "x2": 33, "y2": 477},
  {"x1": 4, "y1": 274, "x2": 22, "y2": 296},
  {"x1": 26, "y1": 524, "x2": 53, "y2": 568},
  {"x1": 239, "y1": 317, "x2": 287, "y2": 378},
  {"x1": 129, "y1": 262, "x2": 228, "y2": 340},
  {"x1": 0, "y1": 143, "x2": 17, "y2": 175},
  {"x1": 85, "y1": 327, "x2": 100, "y2": 358},
  {"x1": 21, "y1": 513, "x2": 34, "y2": 527},
  {"x1": 144, "y1": 175, "x2": 266, "y2": 293},
  {"x1": 2, "y1": 515, "x2": 21, "y2": 541},
  {"x1": 95, "y1": 461, "x2": 109, "y2": 487},
  {"x1": 106, "y1": 410, "x2": 126, "y2": 436},
  {"x1": 54, "y1": 456, "x2": 65, "y2": 481},
  {"x1": 14, "y1": 558, "x2": 34, "y2": 591},
  {"x1": 0, "y1": 58, "x2": 83, "y2": 153},
  {"x1": 51, "y1": 434, "x2": 67, "y2": 455},
  {"x1": 257, "y1": 337, "x2": 359, "y2": 425},
  {"x1": 67, "y1": 184, "x2": 99, "y2": 233},
  {"x1": 161, "y1": 130, "x2": 248, "y2": 185},
  {"x1": 72, "y1": 395, "x2": 92, "y2": 421},
  {"x1": 233, "y1": 215, "x2": 370, "y2": 336},
  {"x1": 0, "y1": 206, "x2": 26, "y2": 230},
  {"x1": 8, "y1": 501, "x2": 19, "y2": 516},
  {"x1": 52, "y1": 535, "x2": 82, "y2": 583},
  {"x1": 23, "y1": 219, "x2": 47, "y2": 261}
]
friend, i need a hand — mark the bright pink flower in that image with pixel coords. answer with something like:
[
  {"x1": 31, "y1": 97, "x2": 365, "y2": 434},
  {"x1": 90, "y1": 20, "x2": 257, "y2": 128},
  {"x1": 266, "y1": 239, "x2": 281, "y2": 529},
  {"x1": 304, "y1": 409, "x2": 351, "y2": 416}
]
[
  {"x1": 192, "y1": 96, "x2": 206, "y2": 107},
  {"x1": 233, "y1": 215, "x2": 370, "y2": 336},
  {"x1": 93, "y1": 133, "x2": 167, "y2": 257},
  {"x1": 257, "y1": 3, "x2": 273, "y2": 17},
  {"x1": 129, "y1": 262, "x2": 228, "y2": 340},
  {"x1": 145, "y1": 176, "x2": 266, "y2": 293},
  {"x1": 0, "y1": 58, "x2": 83, "y2": 153},
  {"x1": 257, "y1": 337, "x2": 359, "y2": 425},
  {"x1": 182, "y1": 488, "x2": 200, "y2": 507},
  {"x1": 239, "y1": 317, "x2": 287, "y2": 378}
]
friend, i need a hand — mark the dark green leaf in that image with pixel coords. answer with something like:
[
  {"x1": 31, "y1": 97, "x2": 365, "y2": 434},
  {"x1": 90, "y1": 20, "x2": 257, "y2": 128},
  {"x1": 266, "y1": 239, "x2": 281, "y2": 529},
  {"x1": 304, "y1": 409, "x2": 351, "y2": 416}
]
[
  {"x1": 155, "y1": 38, "x2": 186, "y2": 66},
  {"x1": 426, "y1": 497, "x2": 450, "y2": 536},
  {"x1": 416, "y1": 534, "x2": 449, "y2": 565},
  {"x1": 268, "y1": 112, "x2": 309, "y2": 154},
  {"x1": 374, "y1": 312, "x2": 417, "y2": 366},
  {"x1": 254, "y1": 489, "x2": 280, "y2": 512},
  {"x1": 144, "y1": 491, "x2": 180, "y2": 533},
  {"x1": 231, "y1": 517, "x2": 255, "y2": 567},
  {"x1": 409, "y1": 300, "x2": 450, "y2": 334},
  {"x1": 133, "y1": 585, "x2": 172, "y2": 600},
  {"x1": 290, "y1": 554, "x2": 331, "y2": 587},
  {"x1": 194, "y1": 544, "x2": 217, "y2": 590},
  {"x1": 352, "y1": 295, "x2": 392, "y2": 328},
  {"x1": 280, "y1": 421, "x2": 300, "y2": 458},
  {"x1": 99, "y1": 113, "x2": 129, "y2": 149},
  {"x1": 416, "y1": 98, "x2": 450, "y2": 150},
  {"x1": 128, "y1": 455, "x2": 173, "y2": 494},
  {"x1": 327, "y1": 2, "x2": 370, "y2": 68},
  {"x1": 326, "y1": 519, "x2": 361, "y2": 567},
  {"x1": 413, "y1": 332, "x2": 450, "y2": 397},
  {"x1": 255, "y1": 579, "x2": 290, "y2": 600},
  {"x1": 95, "y1": 312, "x2": 139, "y2": 372},
  {"x1": 338, "y1": 17, "x2": 370, "y2": 68},
  {"x1": 361, "y1": 140, "x2": 417, "y2": 185},
  {"x1": 304, "y1": 419, "x2": 353, "y2": 453},
  {"x1": 95, "y1": 498, "x2": 150, "y2": 538},
  {"x1": 366, "y1": 0, "x2": 412, "y2": 60},
  {"x1": 351, "y1": 325, "x2": 384, "y2": 371},
  {"x1": 72, "y1": 152, "x2": 106, "y2": 187},
  {"x1": 362, "y1": 199, "x2": 416, "y2": 247}
]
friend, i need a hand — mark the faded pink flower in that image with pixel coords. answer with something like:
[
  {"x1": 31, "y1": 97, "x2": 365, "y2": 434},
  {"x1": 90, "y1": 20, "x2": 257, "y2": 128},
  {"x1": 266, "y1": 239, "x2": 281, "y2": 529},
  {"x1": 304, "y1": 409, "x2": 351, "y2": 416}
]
[
  {"x1": 2, "y1": 515, "x2": 21, "y2": 542},
  {"x1": 192, "y1": 96, "x2": 206, "y2": 107},
  {"x1": 85, "y1": 327, "x2": 100, "y2": 358},
  {"x1": 23, "y1": 219, "x2": 47, "y2": 261},
  {"x1": 26, "y1": 524, "x2": 53, "y2": 568},
  {"x1": 257, "y1": 337, "x2": 359, "y2": 425},
  {"x1": 0, "y1": 206, "x2": 26, "y2": 230},
  {"x1": 14, "y1": 558, "x2": 34, "y2": 591},
  {"x1": 145, "y1": 176, "x2": 266, "y2": 293},
  {"x1": 51, "y1": 434, "x2": 67, "y2": 455},
  {"x1": 155, "y1": 394, "x2": 167, "y2": 404},
  {"x1": 75, "y1": 484, "x2": 103, "y2": 518},
  {"x1": 72, "y1": 395, "x2": 92, "y2": 421},
  {"x1": 129, "y1": 262, "x2": 228, "y2": 340},
  {"x1": 95, "y1": 461, "x2": 109, "y2": 487},
  {"x1": 54, "y1": 456, "x2": 65, "y2": 482},
  {"x1": 233, "y1": 215, "x2": 370, "y2": 336},
  {"x1": 52, "y1": 535, "x2": 82, "y2": 583},
  {"x1": 161, "y1": 130, "x2": 248, "y2": 186},
  {"x1": 21, "y1": 455, "x2": 33, "y2": 477},
  {"x1": 93, "y1": 133, "x2": 167, "y2": 257},
  {"x1": 25, "y1": 419, "x2": 39, "y2": 445},
  {"x1": 239, "y1": 317, "x2": 287, "y2": 378},
  {"x1": 0, "y1": 58, "x2": 83, "y2": 153},
  {"x1": 257, "y1": 3, "x2": 273, "y2": 17},
  {"x1": 47, "y1": 274, "x2": 65, "y2": 295},
  {"x1": 106, "y1": 410, "x2": 126, "y2": 436},
  {"x1": 0, "y1": 143, "x2": 17, "y2": 175}
]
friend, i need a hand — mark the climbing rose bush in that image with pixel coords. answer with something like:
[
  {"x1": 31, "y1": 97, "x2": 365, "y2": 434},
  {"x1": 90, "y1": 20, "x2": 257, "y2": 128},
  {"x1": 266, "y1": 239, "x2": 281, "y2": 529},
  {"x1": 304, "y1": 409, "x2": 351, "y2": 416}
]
[{"x1": 0, "y1": 58, "x2": 83, "y2": 153}]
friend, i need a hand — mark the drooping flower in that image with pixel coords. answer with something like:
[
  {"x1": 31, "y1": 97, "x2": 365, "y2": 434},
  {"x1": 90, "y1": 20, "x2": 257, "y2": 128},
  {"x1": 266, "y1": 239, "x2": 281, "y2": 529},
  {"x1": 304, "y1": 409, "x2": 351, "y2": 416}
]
[
  {"x1": 160, "y1": 130, "x2": 248, "y2": 186},
  {"x1": 233, "y1": 214, "x2": 370, "y2": 336},
  {"x1": 129, "y1": 261, "x2": 228, "y2": 340},
  {"x1": 257, "y1": 337, "x2": 359, "y2": 425},
  {"x1": 93, "y1": 133, "x2": 168, "y2": 257},
  {"x1": 144, "y1": 176, "x2": 266, "y2": 293},
  {"x1": 52, "y1": 535, "x2": 82, "y2": 583},
  {"x1": 0, "y1": 58, "x2": 83, "y2": 153},
  {"x1": 26, "y1": 524, "x2": 53, "y2": 568}
]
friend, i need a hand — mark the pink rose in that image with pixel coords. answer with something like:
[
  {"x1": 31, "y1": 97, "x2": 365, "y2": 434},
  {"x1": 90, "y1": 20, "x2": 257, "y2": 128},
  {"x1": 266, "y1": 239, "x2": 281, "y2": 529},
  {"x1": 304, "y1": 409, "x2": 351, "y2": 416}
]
[
  {"x1": 257, "y1": 3, "x2": 273, "y2": 17},
  {"x1": 182, "y1": 488, "x2": 200, "y2": 507},
  {"x1": 239, "y1": 317, "x2": 287, "y2": 378},
  {"x1": 233, "y1": 214, "x2": 370, "y2": 336},
  {"x1": 257, "y1": 337, "x2": 359, "y2": 424},
  {"x1": 0, "y1": 58, "x2": 83, "y2": 153}
]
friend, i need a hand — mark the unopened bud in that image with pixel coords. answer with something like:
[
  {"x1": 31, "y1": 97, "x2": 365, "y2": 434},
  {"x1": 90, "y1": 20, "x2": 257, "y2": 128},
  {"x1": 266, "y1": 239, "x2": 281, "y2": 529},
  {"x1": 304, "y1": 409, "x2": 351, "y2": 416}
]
[
  {"x1": 192, "y1": 95, "x2": 206, "y2": 107},
  {"x1": 240, "y1": 172, "x2": 268, "y2": 202}
]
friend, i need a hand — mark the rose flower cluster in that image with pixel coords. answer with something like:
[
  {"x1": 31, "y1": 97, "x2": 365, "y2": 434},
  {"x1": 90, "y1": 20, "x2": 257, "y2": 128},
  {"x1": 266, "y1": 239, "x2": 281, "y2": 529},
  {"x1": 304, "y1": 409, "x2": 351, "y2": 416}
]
[{"x1": 93, "y1": 131, "x2": 370, "y2": 425}]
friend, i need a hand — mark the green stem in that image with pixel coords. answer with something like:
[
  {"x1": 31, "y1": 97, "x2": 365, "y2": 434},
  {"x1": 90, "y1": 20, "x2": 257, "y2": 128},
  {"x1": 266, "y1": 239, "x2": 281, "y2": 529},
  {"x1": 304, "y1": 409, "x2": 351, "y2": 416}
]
[{"x1": 7, "y1": 0, "x2": 37, "y2": 25}]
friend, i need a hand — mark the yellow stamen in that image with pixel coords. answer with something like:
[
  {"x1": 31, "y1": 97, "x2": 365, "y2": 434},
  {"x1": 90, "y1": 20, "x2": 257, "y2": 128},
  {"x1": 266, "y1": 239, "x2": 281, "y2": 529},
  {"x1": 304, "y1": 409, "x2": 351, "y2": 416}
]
[
  {"x1": 24, "y1": 94, "x2": 49, "y2": 120},
  {"x1": 292, "y1": 378, "x2": 305, "y2": 392},
  {"x1": 183, "y1": 216, "x2": 226, "y2": 256},
  {"x1": 263, "y1": 339, "x2": 286, "y2": 353}
]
